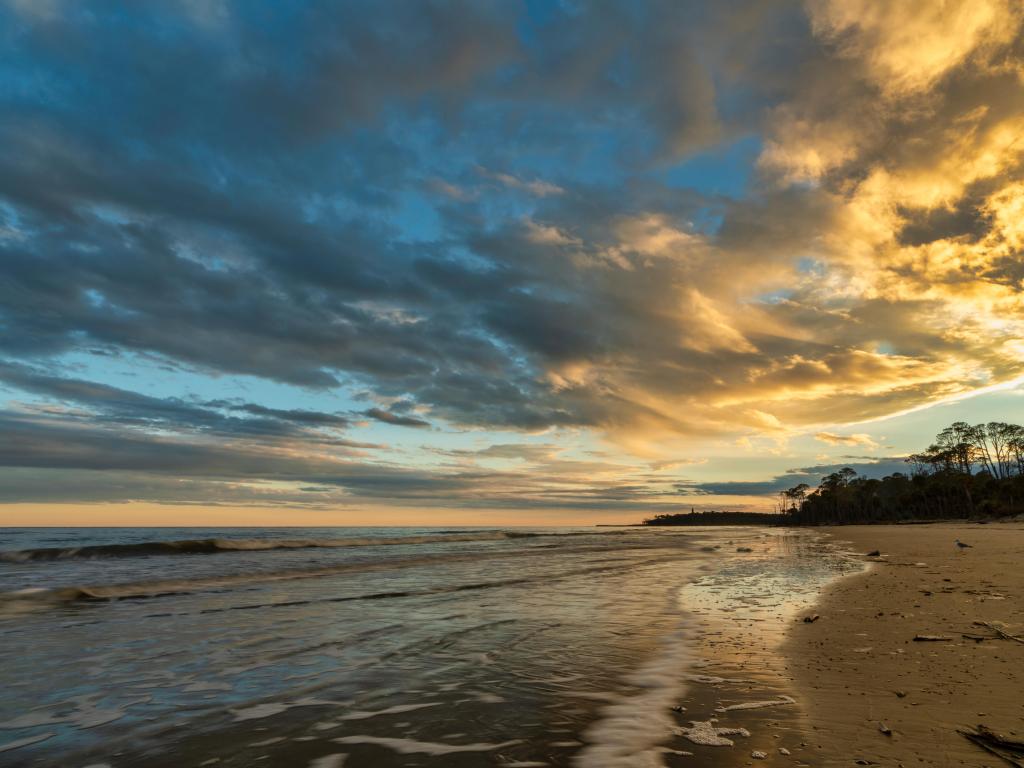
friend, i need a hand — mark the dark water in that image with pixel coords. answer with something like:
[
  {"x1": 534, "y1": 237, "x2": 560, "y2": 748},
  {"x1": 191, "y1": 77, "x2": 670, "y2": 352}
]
[{"x1": 0, "y1": 526, "x2": 861, "y2": 767}]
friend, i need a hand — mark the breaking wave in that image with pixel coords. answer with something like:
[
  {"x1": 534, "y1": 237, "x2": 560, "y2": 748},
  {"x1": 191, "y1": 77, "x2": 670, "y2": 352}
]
[
  {"x1": 0, "y1": 550, "x2": 676, "y2": 616},
  {"x1": 0, "y1": 530, "x2": 582, "y2": 563}
]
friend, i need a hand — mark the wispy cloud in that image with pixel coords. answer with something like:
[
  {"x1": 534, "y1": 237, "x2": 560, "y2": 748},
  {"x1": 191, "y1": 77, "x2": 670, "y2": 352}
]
[{"x1": 814, "y1": 432, "x2": 879, "y2": 449}]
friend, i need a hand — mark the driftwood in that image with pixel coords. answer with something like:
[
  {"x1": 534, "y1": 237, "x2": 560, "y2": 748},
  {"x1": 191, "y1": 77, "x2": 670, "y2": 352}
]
[
  {"x1": 959, "y1": 725, "x2": 1024, "y2": 767},
  {"x1": 913, "y1": 634, "x2": 952, "y2": 641},
  {"x1": 973, "y1": 621, "x2": 1024, "y2": 645}
]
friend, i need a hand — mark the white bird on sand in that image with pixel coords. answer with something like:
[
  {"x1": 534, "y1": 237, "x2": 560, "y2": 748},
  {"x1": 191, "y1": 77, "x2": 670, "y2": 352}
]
[{"x1": 955, "y1": 538, "x2": 973, "y2": 551}]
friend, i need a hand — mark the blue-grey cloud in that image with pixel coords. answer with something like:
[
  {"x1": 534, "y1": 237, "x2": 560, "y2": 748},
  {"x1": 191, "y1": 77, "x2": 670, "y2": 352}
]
[
  {"x1": 363, "y1": 407, "x2": 431, "y2": 429},
  {"x1": 678, "y1": 459, "x2": 912, "y2": 497},
  {"x1": 0, "y1": 0, "x2": 1022, "y2": 511}
]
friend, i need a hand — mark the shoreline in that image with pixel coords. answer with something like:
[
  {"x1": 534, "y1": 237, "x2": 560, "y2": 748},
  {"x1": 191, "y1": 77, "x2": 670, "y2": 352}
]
[
  {"x1": 658, "y1": 529, "x2": 862, "y2": 767},
  {"x1": 785, "y1": 522, "x2": 1024, "y2": 766}
]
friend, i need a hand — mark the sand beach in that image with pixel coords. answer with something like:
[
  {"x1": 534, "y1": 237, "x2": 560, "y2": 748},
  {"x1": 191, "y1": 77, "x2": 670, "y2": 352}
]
[{"x1": 787, "y1": 523, "x2": 1024, "y2": 766}]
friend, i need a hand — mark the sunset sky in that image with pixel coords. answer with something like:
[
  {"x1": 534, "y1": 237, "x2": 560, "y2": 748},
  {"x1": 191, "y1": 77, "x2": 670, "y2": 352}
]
[{"x1": 2, "y1": 1, "x2": 1023, "y2": 525}]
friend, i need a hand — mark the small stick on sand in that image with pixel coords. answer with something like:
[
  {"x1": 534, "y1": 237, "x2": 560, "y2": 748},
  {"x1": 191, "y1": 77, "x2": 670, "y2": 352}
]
[
  {"x1": 973, "y1": 621, "x2": 1024, "y2": 645},
  {"x1": 958, "y1": 725, "x2": 1024, "y2": 767},
  {"x1": 913, "y1": 635, "x2": 953, "y2": 641}
]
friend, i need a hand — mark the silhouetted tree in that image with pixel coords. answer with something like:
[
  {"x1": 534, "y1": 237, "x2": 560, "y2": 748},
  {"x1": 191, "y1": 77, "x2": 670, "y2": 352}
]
[{"x1": 783, "y1": 420, "x2": 1024, "y2": 524}]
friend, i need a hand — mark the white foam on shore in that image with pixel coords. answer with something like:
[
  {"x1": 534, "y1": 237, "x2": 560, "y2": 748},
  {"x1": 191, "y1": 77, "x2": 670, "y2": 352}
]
[
  {"x1": 714, "y1": 695, "x2": 795, "y2": 713},
  {"x1": 248, "y1": 737, "x2": 287, "y2": 747},
  {"x1": 231, "y1": 697, "x2": 341, "y2": 722},
  {"x1": 338, "y1": 702, "x2": 441, "y2": 720},
  {"x1": 308, "y1": 755, "x2": 347, "y2": 768},
  {"x1": 0, "y1": 732, "x2": 55, "y2": 752},
  {"x1": 333, "y1": 735, "x2": 522, "y2": 755},
  {"x1": 675, "y1": 721, "x2": 750, "y2": 746},
  {"x1": 572, "y1": 624, "x2": 695, "y2": 768}
]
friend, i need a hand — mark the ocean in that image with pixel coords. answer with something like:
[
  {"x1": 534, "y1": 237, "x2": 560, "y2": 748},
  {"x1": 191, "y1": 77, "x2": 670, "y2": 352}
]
[{"x1": 0, "y1": 526, "x2": 861, "y2": 767}]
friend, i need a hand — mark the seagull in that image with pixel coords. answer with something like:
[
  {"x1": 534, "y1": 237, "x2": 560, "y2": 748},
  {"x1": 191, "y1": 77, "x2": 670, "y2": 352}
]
[{"x1": 955, "y1": 538, "x2": 973, "y2": 551}]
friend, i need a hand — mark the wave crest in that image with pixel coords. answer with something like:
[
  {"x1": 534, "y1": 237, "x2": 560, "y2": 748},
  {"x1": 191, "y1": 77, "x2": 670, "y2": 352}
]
[{"x1": 0, "y1": 531, "x2": 543, "y2": 562}]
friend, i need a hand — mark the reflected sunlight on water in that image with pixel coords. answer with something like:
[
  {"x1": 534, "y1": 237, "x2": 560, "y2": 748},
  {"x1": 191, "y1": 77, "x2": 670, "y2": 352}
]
[{"x1": 0, "y1": 527, "x2": 860, "y2": 767}]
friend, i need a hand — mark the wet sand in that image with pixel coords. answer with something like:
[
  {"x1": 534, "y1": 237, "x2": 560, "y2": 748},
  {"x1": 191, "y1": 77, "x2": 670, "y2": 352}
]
[{"x1": 786, "y1": 523, "x2": 1024, "y2": 767}]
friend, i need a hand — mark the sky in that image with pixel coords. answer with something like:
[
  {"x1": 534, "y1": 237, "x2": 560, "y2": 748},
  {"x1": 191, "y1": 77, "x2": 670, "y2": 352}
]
[{"x1": 1, "y1": 0, "x2": 1023, "y2": 526}]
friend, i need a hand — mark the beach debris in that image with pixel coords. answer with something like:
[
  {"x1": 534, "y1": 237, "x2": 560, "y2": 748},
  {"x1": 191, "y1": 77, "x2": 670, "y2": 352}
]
[
  {"x1": 675, "y1": 721, "x2": 750, "y2": 747},
  {"x1": 736, "y1": 547, "x2": 753, "y2": 552},
  {"x1": 878, "y1": 722, "x2": 892, "y2": 737},
  {"x1": 866, "y1": 550, "x2": 881, "y2": 557},
  {"x1": 672, "y1": 705, "x2": 686, "y2": 713},
  {"x1": 802, "y1": 614, "x2": 820, "y2": 623},
  {"x1": 973, "y1": 621, "x2": 1024, "y2": 645},
  {"x1": 716, "y1": 696, "x2": 795, "y2": 713},
  {"x1": 895, "y1": 691, "x2": 906, "y2": 698},
  {"x1": 779, "y1": 747, "x2": 791, "y2": 755},
  {"x1": 958, "y1": 725, "x2": 1024, "y2": 767},
  {"x1": 962, "y1": 633, "x2": 989, "y2": 642},
  {"x1": 751, "y1": 750, "x2": 768, "y2": 759},
  {"x1": 854, "y1": 760, "x2": 879, "y2": 765},
  {"x1": 912, "y1": 635, "x2": 952, "y2": 642}
]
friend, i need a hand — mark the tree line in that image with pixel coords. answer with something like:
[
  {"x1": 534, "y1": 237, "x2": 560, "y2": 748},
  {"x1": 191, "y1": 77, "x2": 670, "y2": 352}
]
[
  {"x1": 782, "y1": 421, "x2": 1024, "y2": 525},
  {"x1": 643, "y1": 510, "x2": 784, "y2": 526}
]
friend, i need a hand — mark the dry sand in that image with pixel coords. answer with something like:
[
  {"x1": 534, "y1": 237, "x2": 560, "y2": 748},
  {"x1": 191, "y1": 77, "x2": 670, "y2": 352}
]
[{"x1": 785, "y1": 523, "x2": 1024, "y2": 766}]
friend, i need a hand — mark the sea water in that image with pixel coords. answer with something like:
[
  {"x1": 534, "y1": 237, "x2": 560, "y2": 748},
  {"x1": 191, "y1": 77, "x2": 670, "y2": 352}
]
[{"x1": 0, "y1": 526, "x2": 859, "y2": 767}]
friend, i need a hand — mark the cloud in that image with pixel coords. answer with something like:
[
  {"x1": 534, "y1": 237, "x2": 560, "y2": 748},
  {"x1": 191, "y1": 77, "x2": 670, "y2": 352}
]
[
  {"x1": 479, "y1": 168, "x2": 565, "y2": 198},
  {"x1": 805, "y1": 0, "x2": 1019, "y2": 97},
  {"x1": 680, "y1": 458, "x2": 910, "y2": 497},
  {"x1": 0, "y1": 2, "x2": 1021, "y2": 512},
  {"x1": 0, "y1": 362, "x2": 357, "y2": 442},
  {"x1": 814, "y1": 432, "x2": 878, "y2": 448},
  {"x1": 363, "y1": 408, "x2": 431, "y2": 429}
]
